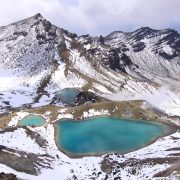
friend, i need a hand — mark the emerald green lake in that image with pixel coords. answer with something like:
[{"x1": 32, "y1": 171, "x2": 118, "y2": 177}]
[
  {"x1": 55, "y1": 116, "x2": 171, "y2": 155},
  {"x1": 19, "y1": 115, "x2": 45, "y2": 126}
]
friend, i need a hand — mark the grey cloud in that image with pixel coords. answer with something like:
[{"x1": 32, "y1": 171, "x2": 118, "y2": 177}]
[{"x1": 0, "y1": 0, "x2": 180, "y2": 36}]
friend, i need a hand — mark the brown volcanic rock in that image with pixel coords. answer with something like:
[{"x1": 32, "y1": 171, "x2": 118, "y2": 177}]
[{"x1": 0, "y1": 172, "x2": 18, "y2": 180}]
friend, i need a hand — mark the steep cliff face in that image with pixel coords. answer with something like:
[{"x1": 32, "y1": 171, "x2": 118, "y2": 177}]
[
  {"x1": 0, "y1": 14, "x2": 61, "y2": 75},
  {"x1": 80, "y1": 27, "x2": 180, "y2": 80},
  {"x1": 0, "y1": 14, "x2": 180, "y2": 112}
]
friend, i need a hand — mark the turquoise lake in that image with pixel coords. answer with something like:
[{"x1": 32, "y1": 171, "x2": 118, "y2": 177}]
[
  {"x1": 19, "y1": 115, "x2": 45, "y2": 126},
  {"x1": 55, "y1": 116, "x2": 171, "y2": 155},
  {"x1": 56, "y1": 88, "x2": 80, "y2": 105}
]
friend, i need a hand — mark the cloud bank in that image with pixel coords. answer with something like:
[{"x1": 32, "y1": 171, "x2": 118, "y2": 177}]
[{"x1": 0, "y1": 0, "x2": 180, "y2": 35}]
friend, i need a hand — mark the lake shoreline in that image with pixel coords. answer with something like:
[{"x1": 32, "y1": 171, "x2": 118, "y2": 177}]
[
  {"x1": 18, "y1": 114, "x2": 46, "y2": 126},
  {"x1": 53, "y1": 116, "x2": 177, "y2": 159}
]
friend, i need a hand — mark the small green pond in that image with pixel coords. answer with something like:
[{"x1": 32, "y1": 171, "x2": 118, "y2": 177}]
[
  {"x1": 55, "y1": 116, "x2": 172, "y2": 155},
  {"x1": 19, "y1": 115, "x2": 45, "y2": 126},
  {"x1": 56, "y1": 88, "x2": 80, "y2": 105}
]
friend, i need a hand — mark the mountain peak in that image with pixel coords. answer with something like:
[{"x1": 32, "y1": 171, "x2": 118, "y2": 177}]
[
  {"x1": 33, "y1": 13, "x2": 43, "y2": 19},
  {"x1": 133, "y1": 26, "x2": 158, "y2": 34}
]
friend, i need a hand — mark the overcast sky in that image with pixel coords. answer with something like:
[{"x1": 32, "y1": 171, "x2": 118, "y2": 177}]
[{"x1": 0, "y1": 0, "x2": 180, "y2": 36}]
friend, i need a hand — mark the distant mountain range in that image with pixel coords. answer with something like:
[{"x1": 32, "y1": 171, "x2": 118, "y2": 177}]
[{"x1": 0, "y1": 13, "x2": 180, "y2": 113}]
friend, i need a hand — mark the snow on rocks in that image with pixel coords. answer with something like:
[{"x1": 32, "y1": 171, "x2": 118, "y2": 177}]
[
  {"x1": 82, "y1": 109, "x2": 110, "y2": 118},
  {"x1": 8, "y1": 112, "x2": 29, "y2": 127},
  {"x1": 125, "y1": 131, "x2": 180, "y2": 159},
  {"x1": 0, "y1": 128, "x2": 179, "y2": 180},
  {"x1": 56, "y1": 109, "x2": 73, "y2": 120},
  {"x1": 0, "y1": 15, "x2": 180, "y2": 180},
  {"x1": 0, "y1": 128, "x2": 45, "y2": 154},
  {"x1": 1, "y1": 110, "x2": 180, "y2": 180}
]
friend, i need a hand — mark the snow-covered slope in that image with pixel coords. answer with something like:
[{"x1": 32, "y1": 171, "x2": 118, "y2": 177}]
[
  {"x1": 0, "y1": 14, "x2": 180, "y2": 180},
  {"x1": 0, "y1": 14, "x2": 180, "y2": 113},
  {"x1": 0, "y1": 110, "x2": 179, "y2": 180}
]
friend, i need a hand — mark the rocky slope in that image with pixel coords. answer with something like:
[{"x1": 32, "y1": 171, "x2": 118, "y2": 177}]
[
  {"x1": 0, "y1": 14, "x2": 180, "y2": 180},
  {"x1": 0, "y1": 104, "x2": 179, "y2": 180},
  {"x1": 0, "y1": 13, "x2": 180, "y2": 114},
  {"x1": 0, "y1": 172, "x2": 18, "y2": 180}
]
